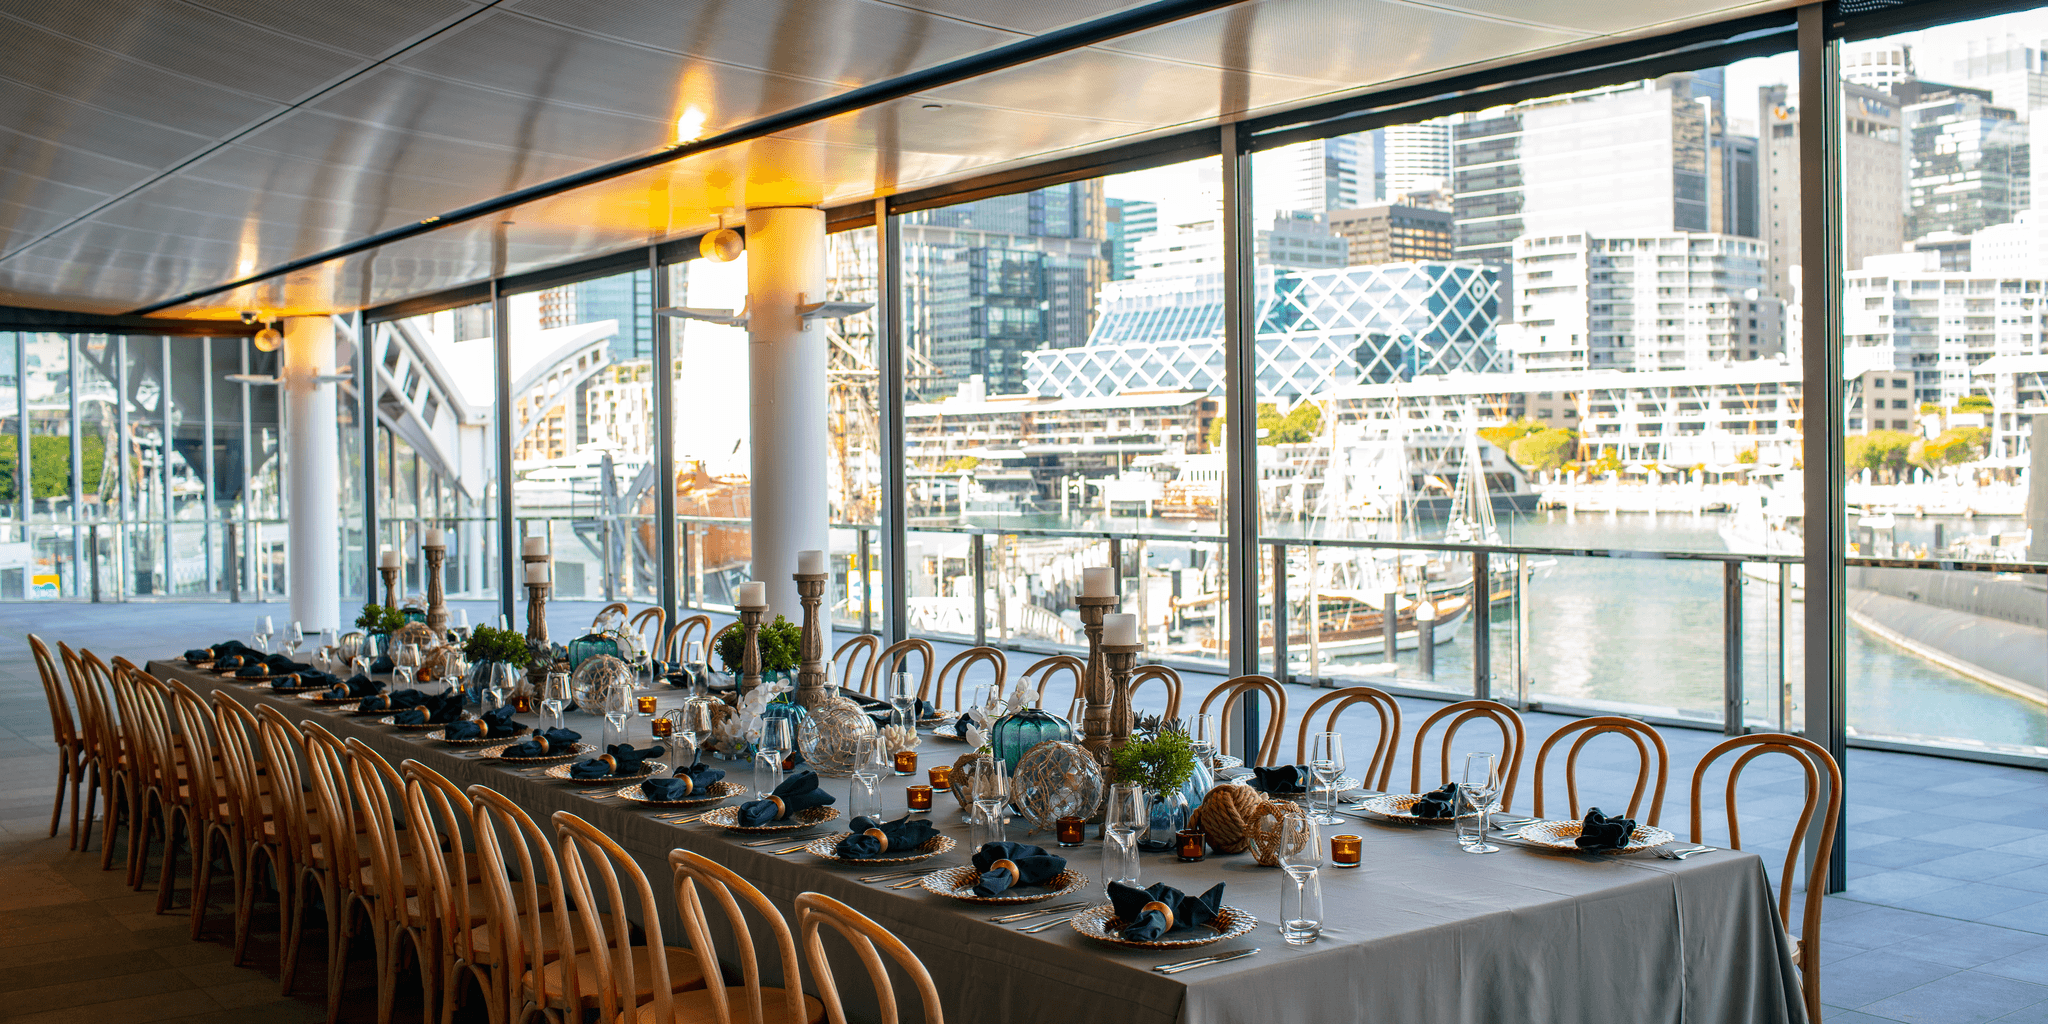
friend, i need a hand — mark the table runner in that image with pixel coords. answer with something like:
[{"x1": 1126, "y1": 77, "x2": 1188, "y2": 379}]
[{"x1": 152, "y1": 660, "x2": 1806, "y2": 1024}]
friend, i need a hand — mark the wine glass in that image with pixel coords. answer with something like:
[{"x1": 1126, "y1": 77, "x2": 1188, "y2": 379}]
[
  {"x1": 1101, "y1": 783, "x2": 1146, "y2": 895},
  {"x1": 490, "y1": 662, "x2": 519, "y2": 711},
  {"x1": 849, "y1": 735, "x2": 883, "y2": 820},
  {"x1": 683, "y1": 640, "x2": 707, "y2": 693},
  {"x1": 603, "y1": 682, "x2": 632, "y2": 749},
  {"x1": 1191, "y1": 712, "x2": 1220, "y2": 771},
  {"x1": 675, "y1": 699, "x2": 715, "y2": 766},
  {"x1": 252, "y1": 616, "x2": 274, "y2": 654},
  {"x1": 392, "y1": 642, "x2": 422, "y2": 689},
  {"x1": 541, "y1": 670, "x2": 571, "y2": 731},
  {"x1": 1459, "y1": 752, "x2": 1502, "y2": 855},
  {"x1": 284, "y1": 621, "x2": 304, "y2": 659},
  {"x1": 1278, "y1": 811, "x2": 1325, "y2": 944},
  {"x1": 888, "y1": 670, "x2": 915, "y2": 723},
  {"x1": 758, "y1": 717, "x2": 796, "y2": 797},
  {"x1": 1308, "y1": 732, "x2": 1345, "y2": 825}
]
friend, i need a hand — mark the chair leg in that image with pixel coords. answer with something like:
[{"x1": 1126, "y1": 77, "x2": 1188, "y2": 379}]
[
  {"x1": 233, "y1": 846, "x2": 265, "y2": 967},
  {"x1": 191, "y1": 826, "x2": 216, "y2": 939},
  {"x1": 66, "y1": 758, "x2": 87, "y2": 850},
  {"x1": 321, "y1": 879, "x2": 346, "y2": 1024},
  {"x1": 98, "y1": 781, "x2": 122, "y2": 871},
  {"x1": 373, "y1": 927, "x2": 400, "y2": 1024},
  {"x1": 281, "y1": 868, "x2": 311, "y2": 995},
  {"x1": 79, "y1": 761, "x2": 100, "y2": 853},
  {"x1": 126, "y1": 791, "x2": 155, "y2": 889},
  {"x1": 49, "y1": 754, "x2": 69, "y2": 839},
  {"x1": 155, "y1": 808, "x2": 187, "y2": 915}
]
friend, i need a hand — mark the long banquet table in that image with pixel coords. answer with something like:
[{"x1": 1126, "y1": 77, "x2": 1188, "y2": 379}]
[{"x1": 153, "y1": 659, "x2": 1807, "y2": 1024}]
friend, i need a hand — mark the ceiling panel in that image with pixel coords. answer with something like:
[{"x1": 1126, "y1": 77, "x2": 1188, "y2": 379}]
[
  {"x1": 880, "y1": 0, "x2": 1161, "y2": 35},
  {"x1": 184, "y1": 0, "x2": 486, "y2": 58},
  {"x1": 1427, "y1": 0, "x2": 1788, "y2": 37},
  {"x1": 2, "y1": 0, "x2": 368, "y2": 104},
  {"x1": 0, "y1": 16, "x2": 278, "y2": 137}
]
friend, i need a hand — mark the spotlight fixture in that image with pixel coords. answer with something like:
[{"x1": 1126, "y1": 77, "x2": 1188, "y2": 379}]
[
  {"x1": 253, "y1": 320, "x2": 282, "y2": 352},
  {"x1": 700, "y1": 227, "x2": 744, "y2": 263}
]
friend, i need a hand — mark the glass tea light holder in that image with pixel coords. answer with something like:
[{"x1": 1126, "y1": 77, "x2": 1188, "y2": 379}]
[
  {"x1": 651, "y1": 714, "x2": 674, "y2": 740},
  {"x1": 893, "y1": 749, "x2": 919, "y2": 776},
  {"x1": 636, "y1": 693, "x2": 659, "y2": 716},
  {"x1": 1056, "y1": 816, "x2": 1086, "y2": 847},
  {"x1": 927, "y1": 764, "x2": 952, "y2": 791},
  {"x1": 1177, "y1": 829, "x2": 1207, "y2": 863},
  {"x1": 513, "y1": 693, "x2": 533, "y2": 714},
  {"x1": 906, "y1": 785, "x2": 934, "y2": 811},
  {"x1": 1332, "y1": 834, "x2": 1362, "y2": 868}
]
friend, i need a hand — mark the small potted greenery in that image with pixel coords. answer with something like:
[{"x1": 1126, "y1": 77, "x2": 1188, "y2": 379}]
[
  {"x1": 716, "y1": 615, "x2": 802, "y2": 680},
  {"x1": 463, "y1": 625, "x2": 535, "y2": 703},
  {"x1": 354, "y1": 603, "x2": 405, "y2": 635},
  {"x1": 1111, "y1": 718, "x2": 1200, "y2": 850}
]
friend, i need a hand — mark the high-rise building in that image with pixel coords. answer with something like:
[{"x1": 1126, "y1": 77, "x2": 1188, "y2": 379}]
[
  {"x1": 1846, "y1": 249, "x2": 2048, "y2": 404},
  {"x1": 1325, "y1": 204, "x2": 1456, "y2": 265},
  {"x1": 1253, "y1": 134, "x2": 1377, "y2": 218},
  {"x1": 537, "y1": 272, "x2": 654, "y2": 358},
  {"x1": 1106, "y1": 198, "x2": 1158, "y2": 281},
  {"x1": 1843, "y1": 41, "x2": 1914, "y2": 91},
  {"x1": 1905, "y1": 86, "x2": 2031, "y2": 241},
  {"x1": 1952, "y1": 36, "x2": 2048, "y2": 118},
  {"x1": 1758, "y1": 82, "x2": 1906, "y2": 300},
  {"x1": 1499, "y1": 231, "x2": 1783, "y2": 373},
  {"x1": 1382, "y1": 120, "x2": 1452, "y2": 200},
  {"x1": 1127, "y1": 212, "x2": 1348, "y2": 279},
  {"x1": 900, "y1": 180, "x2": 1109, "y2": 397}
]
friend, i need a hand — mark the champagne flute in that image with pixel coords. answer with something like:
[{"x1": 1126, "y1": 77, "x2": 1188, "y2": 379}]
[
  {"x1": 1459, "y1": 752, "x2": 1502, "y2": 855},
  {"x1": 1309, "y1": 731, "x2": 1345, "y2": 826},
  {"x1": 542, "y1": 670, "x2": 571, "y2": 731}
]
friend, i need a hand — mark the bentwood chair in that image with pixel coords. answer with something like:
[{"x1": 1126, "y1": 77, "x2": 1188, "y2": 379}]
[
  {"x1": 470, "y1": 784, "x2": 612, "y2": 1024},
  {"x1": 1531, "y1": 716, "x2": 1670, "y2": 826},
  {"x1": 796, "y1": 892, "x2": 941, "y2": 1024},
  {"x1": 551, "y1": 812, "x2": 706, "y2": 1020},
  {"x1": 1021, "y1": 655, "x2": 1087, "y2": 718},
  {"x1": 270, "y1": 712, "x2": 365, "y2": 1013},
  {"x1": 1690, "y1": 733, "x2": 1842, "y2": 1024},
  {"x1": 831, "y1": 635, "x2": 879, "y2": 693},
  {"x1": 662, "y1": 848, "x2": 825, "y2": 1024},
  {"x1": 928, "y1": 646, "x2": 1006, "y2": 713},
  {"x1": 129, "y1": 668, "x2": 203, "y2": 916},
  {"x1": 164, "y1": 677, "x2": 231, "y2": 938},
  {"x1": 861, "y1": 638, "x2": 934, "y2": 701},
  {"x1": 628, "y1": 608, "x2": 667, "y2": 656},
  {"x1": 58, "y1": 642, "x2": 119, "y2": 856},
  {"x1": 666, "y1": 614, "x2": 714, "y2": 666},
  {"x1": 1198, "y1": 676, "x2": 1288, "y2": 767},
  {"x1": 708, "y1": 623, "x2": 739, "y2": 676},
  {"x1": 101, "y1": 654, "x2": 161, "y2": 886},
  {"x1": 212, "y1": 691, "x2": 280, "y2": 967},
  {"x1": 1409, "y1": 699, "x2": 1526, "y2": 811},
  {"x1": 592, "y1": 603, "x2": 631, "y2": 632},
  {"x1": 1295, "y1": 687, "x2": 1401, "y2": 792},
  {"x1": 403, "y1": 760, "x2": 496, "y2": 1024},
  {"x1": 28, "y1": 635, "x2": 88, "y2": 849},
  {"x1": 1126, "y1": 665, "x2": 1183, "y2": 725}
]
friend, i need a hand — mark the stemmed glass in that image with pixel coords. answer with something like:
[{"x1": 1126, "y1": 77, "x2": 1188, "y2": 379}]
[
  {"x1": 674, "y1": 699, "x2": 715, "y2": 766},
  {"x1": 284, "y1": 621, "x2": 304, "y2": 659},
  {"x1": 1278, "y1": 811, "x2": 1325, "y2": 944},
  {"x1": 888, "y1": 671, "x2": 915, "y2": 724},
  {"x1": 1190, "y1": 713, "x2": 1219, "y2": 771},
  {"x1": 683, "y1": 641, "x2": 707, "y2": 693},
  {"x1": 490, "y1": 662, "x2": 519, "y2": 711},
  {"x1": 541, "y1": 670, "x2": 571, "y2": 731},
  {"x1": 252, "y1": 617, "x2": 274, "y2": 654},
  {"x1": 970, "y1": 759, "x2": 1010, "y2": 848},
  {"x1": 1308, "y1": 732, "x2": 1345, "y2": 825},
  {"x1": 392, "y1": 642, "x2": 422, "y2": 689},
  {"x1": 758, "y1": 718, "x2": 796, "y2": 798},
  {"x1": 849, "y1": 736, "x2": 884, "y2": 820},
  {"x1": 1101, "y1": 783, "x2": 1146, "y2": 895},
  {"x1": 603, "y1": 682, "x2": 632, "y2": 749},
  {"x1": 1460, "y1": 752, "x2": 1502, "y2": 855}
]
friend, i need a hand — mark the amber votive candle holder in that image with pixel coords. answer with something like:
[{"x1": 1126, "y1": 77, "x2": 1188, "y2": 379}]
[
  {"x1": 513, "y1": 693, "x2": 532, "y2": 714},
  {"x1": 651, "y1": 716, "x2": 673, "y2": 739},
  {"x1": 906, "y1": 785, "x2": 933, "y2": 811},
  {"x1": 1177, "y1": 829, "x2": 1206, "y2": 862},
  {"x1": 893, "y1": 749, "x2": 919, "y2": 775},
  {"x1": 636, "y1": 694, "x2": 658, "y2": 716},
  {"x1": 1332, "y1": 834, "x2": 1362, "y2": 868},
  {"x1": 1056, "y1": 816, "x2": 1086, "y2": 847},
  {"x1": 928, "y1": 764, "x2": 952, "y2": 791}
]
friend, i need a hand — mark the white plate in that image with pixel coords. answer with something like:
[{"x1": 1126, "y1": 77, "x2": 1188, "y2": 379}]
[
  {"x1": 1357, "y1": 793, "x2": 1461, "y2": 822},
  {"x1": 1515, "y1": 819, "x2": 1675, "y2": 854}
]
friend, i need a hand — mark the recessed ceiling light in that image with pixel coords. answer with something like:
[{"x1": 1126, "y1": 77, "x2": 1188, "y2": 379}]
[{"x1": 921, "y1": 103, "x2": 944, "y2": 110}]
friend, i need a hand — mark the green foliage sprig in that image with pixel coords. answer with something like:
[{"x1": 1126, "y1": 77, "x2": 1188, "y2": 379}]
[
  {"x1": 354, "y1": 604, "x2": 405, "y2": 633},
  {"x1": 717, "y1": 615, "x2": 801, "y2": 674},
  {"x1": 1110, "y1": 728, "x2": 1197, "y2": 795},
  {"x1": 463, "y1": 626, "x2": 533, "y2": 669}
]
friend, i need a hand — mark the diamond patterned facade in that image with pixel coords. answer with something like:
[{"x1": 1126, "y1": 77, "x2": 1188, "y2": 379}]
[{"x1": 1026, "y1": 262, "x2": 1503, "y2": 399}]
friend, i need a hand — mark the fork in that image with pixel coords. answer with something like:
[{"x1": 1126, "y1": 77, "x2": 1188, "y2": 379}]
[
  {"x1": 1020, "y1": 914, "x2": 1078, "y2": 934},
  {"x1": 992, "y1": 901, "x2": 1088, "y2": 924},
  {"x1": 743, "y1": 833, "x2": 817, "y2": 847},
  {"x1": 1654, "y1": 845, "x2": 1714, "y2": 861}
]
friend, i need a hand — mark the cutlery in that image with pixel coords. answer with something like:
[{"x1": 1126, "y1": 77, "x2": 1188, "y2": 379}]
[
  {"x1": 991, "y1": 901, "x2": 1088, "y2": 924},
  {"x1": 1157, "y1": 948, "x2": 1259, "y2": 974},
  {"x1": 888, "y1": 876, "x2": 928, "y2": 889},
  {"x1": 1654, "y1": 845, "x2": 1714, "y2": 861},
  {"x1": 744, "y1": 833, "x2": 817, "y2": 847},
  {"x1": 1020, "y1": 914, "x2": 1078, "y2": 934},
  {"x1": 859, "y1": 868, "x2": 928, "y2": 883},
  {"x1": 773, "y1": 843, "x2": 811, "y2": 854}
]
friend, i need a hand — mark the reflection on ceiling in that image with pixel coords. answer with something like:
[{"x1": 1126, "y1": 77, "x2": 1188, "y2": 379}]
[{"x1": 0, "y1": 0, "x2": 1791, "y2": 319}]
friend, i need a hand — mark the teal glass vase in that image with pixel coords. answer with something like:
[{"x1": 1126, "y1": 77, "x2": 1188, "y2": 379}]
[
  {"x1": 990, "y1": 707, "x2": 1075, "y2": 774},
  {"x1": 401, "y1": 607, "x2": 428, "y2": 624},
  {"x1": 567, "y1": 633, "x2": 621, "y2": 670}
]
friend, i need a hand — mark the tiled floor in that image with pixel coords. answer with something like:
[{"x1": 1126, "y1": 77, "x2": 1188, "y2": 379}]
[{"x1": 0, "y1": 600, "x2": 2043, "y2": 1023}]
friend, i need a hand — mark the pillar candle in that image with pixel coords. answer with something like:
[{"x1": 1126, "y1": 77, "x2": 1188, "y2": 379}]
[
  {"x1": 736, "y1": 581, "x2": 766, "y2": 607},
  {"x1": 522, "y1": 536, "x2": 548, "y2": 556},
  {"x1": 1103, "y1": 613, "x2": 1138, "y2": 645},
  {"x1": 524, "y1": 561, "x2": 550, "y2": 584},
  {"x1": 797, "y1": 549, "x2": 825, "y2": 575},
  {"x1": 379, "y1": 548, "x2": 400, "y2": 568},
  {"x1": 457, "y1": 609, "x2": 469, "y2": 628},
  {"x1": 423, "y1": 527, "x2": 445, "y2": 547},
  {"x1": 1082, "y1": 567, "x2": 1114, "y2": 597}
]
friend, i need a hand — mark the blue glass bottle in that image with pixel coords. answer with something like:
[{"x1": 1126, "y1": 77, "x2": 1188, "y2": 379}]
[{"x1": 989, "y1": 707, "x2": 1075, "y2": 774}]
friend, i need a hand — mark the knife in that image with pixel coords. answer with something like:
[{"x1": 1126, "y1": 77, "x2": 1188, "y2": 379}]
[{"x1": 1157, "y1": 948, "x2": 1259, "y2": 974}]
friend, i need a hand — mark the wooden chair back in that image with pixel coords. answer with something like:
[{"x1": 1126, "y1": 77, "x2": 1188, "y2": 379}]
[
  {"x1": 1197, "y1": 675, "x2": 1287, "y2": 766},
  {"x1": 666, "y1": 613, "x2": 713, "y2": 665},
  {"x1": 251, "y1": 705, "x2": 315, "y2": 870},
  {"x1": 929, "y1": 646, "x2": 1006, "y2": 712},
  {"x1": 28, "y1": 634, "x2": 79, "y2": 754},
  {"x1": 114, "y1": 662, "x2": 178, "y2": 799},
  {"x1": 862, "y1": 638, "x2": 934, "y2": 700},
  {"x1": 1021, "y1": 655, "x2": 1086, "y2": 718},
  {"x1": 209, "y1": 692, "x2": 265, "y2": 843},
  {"x1": 1409, "y1": 700, "x2": 1526, "y2": 811},
  {"x1": 1689, "y1": 732, "x2": 1841, "y2": 1024},
  {"x1": 553, "y1": 811, "x2": 674, "y2": 1024},
  {"x1": 591, "y1": 603, "x2": 630, "y2": 632},
  {"x1": 1127, "y1": 665, "x2": 1183, "y2": 724},
  {"x1": 401, "y1": 760, "x2": 479, "y2": 961},
  {"x1": 796, "y1": 891, "x2": 942, "y2": 1024},
  {"x1": 831, "y1": 634, "x2": 880, "y2": 693},
  {"x1": 469, "y1": 785, "x2": 584, "y2": 1010},
  {"x1": 300, "y1": 723, "x2": 366, "y2": 889},
  {"x1": 667, "y1": 848, "x2": 816, "y2": 1024},
  {"x1": 1531, "y1": 716, "x2": 1670, "y2": 825},
  {"x1": 58, "y1": 641, "x2": 115, "y2": 767},
  {"x1": 164, "y1": 678, "x2": 222, "y2": 826},
  {"x1": 343, "y1": 739, "x2": 415, "y2": 929},
  {"x1": 628, "y1": 607, "x2": 666, "y2": 654},
  {"x1": 1296, "y1": 687, "x2": 1401, "y2": 791},
  {"x1": 709, "y1": 622, "x2": 740, "y2": 675}
]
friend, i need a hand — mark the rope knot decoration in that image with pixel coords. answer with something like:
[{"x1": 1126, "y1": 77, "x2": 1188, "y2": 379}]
[
  {"x1": 1247, "y1": 798, "x2": 1305, "y2": 866},
  {"x1": 1187, "y1": 783, "x2": 1264, "y2": 854}
]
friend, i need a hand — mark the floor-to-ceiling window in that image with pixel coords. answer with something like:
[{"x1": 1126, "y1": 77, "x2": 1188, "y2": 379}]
[
  {"x1": 667, "y1": 254, "x2": 752, "y2": 612},
  {"x1": 373, "y1": 305, "x2": 500, "y2": 605}
]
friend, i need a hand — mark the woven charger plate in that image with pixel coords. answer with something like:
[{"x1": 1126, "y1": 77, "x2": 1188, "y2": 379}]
[
  {"x1": 615, "y1": 779, "x2": 746, "y2": 807},
  {"x1": 805, "y1": 832, "x2": 957, "y2": 866},
  {"x1": 696, "y1": 805, "x2": 841, "y2": 833},
  {"x1": 264, "y1": 681, "x2": 328, "y2": 694},
  {"x1": 1069, "y1": 903, "x2": 1257, "y2": 949},
  {"x1": 918, "y1": 864, "x2": 1085, "y2": 903},
  {"x1": 1358, "y1": 793, "x2": 1468, "y2": 823},
  {"x1": 427, "y1": 727, "x2": 519, "y2": 746},
  {"x1": 1516, "y1": 819, "x2": 1675, "y2": 854},
  {"x1": 378, "y1": 714, "x2": 470, "y2": 731},
  {"x1": 480, "y1": 741, "x2": 586, "y2": 764},
  {"x1": 541, "y1": 760, "x2": 669, "y2": 785},
  {"x1": 295, "y1": 692, "x2": 359, "y2": 707}
]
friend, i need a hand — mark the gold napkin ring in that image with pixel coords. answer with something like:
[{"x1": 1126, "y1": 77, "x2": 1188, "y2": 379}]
[
  {"x1": 599, "y1": 753, "x2": 618, "y2": 773},
  {"x1": 990, "y1": 858, "x2": 1020, "y2": 879},
  {"x1": 864, "y1": 827, "x2": 890, "y2": 852},
  {"x1": 768, "y1": 795, "x2": 787, "y2": 818},
  {"x1": 676, "y1": 775, "x2": 694, "y2": 796},
  {"x1": 1141, "y1": 900, "x2": 1174, "y2": 931}
]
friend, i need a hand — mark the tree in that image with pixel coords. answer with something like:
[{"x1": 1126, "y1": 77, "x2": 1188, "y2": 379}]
[
  {"x1": 1844, "y1": 429, "x2": 1916, "y2": 482},
  {"x1": 1506, "y1": 427, "x2": 1577, "y2": 473},
  {"x1": 1479, "y1": 418, "x2": 1546, "y2": 452},
  {"x1": 1955, "y1": 394, "x2": 1993, "y2": 413},
  {"x1": 1591, "y1": 449, "x2": 1623, "y2": 477},
  {"x1": 1735, "y1": 446, "x2": 1759, "y2": 465},
  {"x1": 0, "y1": 434, "x2": 104, "y2": 503},
  {"x1": 1208, "y1": 402, "x2": 1324, "y2": 448},
  {"x1": 938, "y1": 455, "x2": 981, "y2": 473},
  {"x1": 1911, "y1": 427, "x2": 1987, "y2": 472}
]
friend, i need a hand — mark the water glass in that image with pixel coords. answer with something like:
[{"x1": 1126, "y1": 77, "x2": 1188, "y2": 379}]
[
  {"x1": 1191, "y1": 712, "x2": 1219, "y2": 768},
  {"x1": 758, "y1": 718, "x2": 796, "y2": 797},
  {"x1": 850, "y1": 770, "x2": 882, "y2": 822},
  {"x1": 970, "y1": 799, "x2": 1007, "y2": 848},
  {"x1": 682, "y1": 641, "x2": 707, "y2": 693},
  {"x1": 284, "y1": 621, "x2": 304, "y2": 658},
  {"x1": 603, "y1": 684, "x2": 632, "y2": 748},
  {"x1": 1459, "y1": 752, "x2": 1501, "y2": 854},
  {"x1": 1309, "y1": 731, "x2": 1345, "y2": 825},
  {"x1": 350, "y1": 655, "x2": 371, "y2": 680},
  {"x1": 542, "y1": 670, "x2": 571, "y2": 731},
  {"x1": 1101, "y1": 784, "x2": 1146, "y2": 895},
  {"x1": 1280, "y1": 867, "x2": 1323, "y2": 945}
]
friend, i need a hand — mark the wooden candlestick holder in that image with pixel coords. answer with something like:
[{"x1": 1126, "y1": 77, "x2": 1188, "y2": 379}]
[
  {"x1": 423, "y1": 542, "x2": 448, "y2": 637},
  {"x1": 793, "y1": 572, "x2": 829, "y2": 711},
  {"x1": 738, "y1": 603, "x2": 768, "y2": 693}
]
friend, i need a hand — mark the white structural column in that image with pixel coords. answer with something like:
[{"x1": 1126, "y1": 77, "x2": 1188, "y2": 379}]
[
  {"x1": 284, "y1": 316, "x2": 341, "y2": 632},
  {"x1": 746, "y1": 206, "x2": 829, "y2": 615}
]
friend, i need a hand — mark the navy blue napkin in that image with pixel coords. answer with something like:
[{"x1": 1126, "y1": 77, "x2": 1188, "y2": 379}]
[
  {"x1": 737, "y1": 770, "x2": 834, "y2": 826},
  {"x1": 641, "y1": 764, "x2": 726, "y2": 801},
  {"x1": 1250, "y1": 764, "x2": 1309, "y2": 794},
  {"x1": 235, "y1": 664, "x2": 270, "y2": 679},
  {"x1": 500, "y1": 728, "x2": 580, "y2": 758},
  {"x1": 370, "y1": 655, "x2": 395, "y2": 674},
  {"x1": 834, "y1": 815, "x2": 939, "y2": 859},
  {"x1": 1411, "y1": 782, "x2": 1460, "y2": 819},
  {"x1": 325, "y1": 674, "x2": 385, "y2": 699},
  {"x1": 971, "y1": 841, "x2": 1065, "y2": 895},
  {"x1": 569, "y1": 743, "x2": 666, "y2": 779},
  {"x1": 1576, "y1": 807, "x2": 1638, "y2": 851},
  {"x1": 357, "y1": 688, "x2": 426, "y2": 713},
  {"x1": 443, "y1": 706, "x2": 519, "y2": 740},
  {"x1": 1108, "y1": 881, "x2": 1226, "y2": 941},
  {"x1": 393, "y1": 691, "x2": 465, "y2": 725}
]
